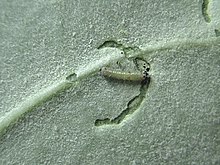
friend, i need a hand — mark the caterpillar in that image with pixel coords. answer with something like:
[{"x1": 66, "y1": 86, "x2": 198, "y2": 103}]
[{"x1": 100, "y1": 67, "x2": 148, "y2": 82}]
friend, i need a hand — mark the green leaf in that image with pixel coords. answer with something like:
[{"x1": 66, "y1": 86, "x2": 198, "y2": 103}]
[{"x1": 0, "y1": 0, "x2": 219, "y2": 164}]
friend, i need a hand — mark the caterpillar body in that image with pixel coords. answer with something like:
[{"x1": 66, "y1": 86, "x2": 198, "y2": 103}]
[{"x1": 100, "y1": 67, "x2": 148, "y2": 82}]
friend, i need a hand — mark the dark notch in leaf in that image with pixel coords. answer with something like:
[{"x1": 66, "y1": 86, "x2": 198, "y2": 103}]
[
  {"x1": 215, "y1": 29, "x2": 220, "y2": 37},
  {"x1": 66, "y1": 73, "x2": 77, "y2": 82},
  {"x1": 202, "y1": 0, "x2": 211, "y2": 23},
  {"x1": 97, "y1": 40, "x2": 123, "y2": 49}
]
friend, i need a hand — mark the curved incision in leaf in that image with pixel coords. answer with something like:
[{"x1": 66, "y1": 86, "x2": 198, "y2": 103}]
[
  {"x1": 97, "y1": 40, "x2": 123, "y2": 50},
  {"x1": 95, "y1": 58, "x2": 151, "y2": 126},
  {"x1": 97, "y1": 40, "x2": 141, "y2": 57},
  {"x1": 95, "y1": 76, "x2": 150, "y2": 126}
]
